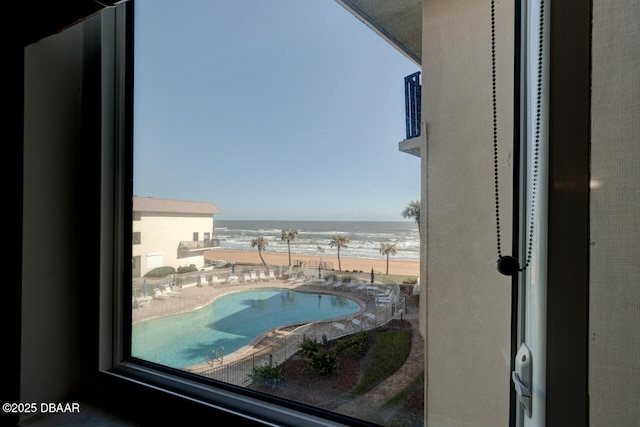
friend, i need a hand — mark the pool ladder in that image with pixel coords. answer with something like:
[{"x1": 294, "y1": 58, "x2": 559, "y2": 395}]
[{"x1": 206, "y1": 346, "x2": 224, "y2": 365}]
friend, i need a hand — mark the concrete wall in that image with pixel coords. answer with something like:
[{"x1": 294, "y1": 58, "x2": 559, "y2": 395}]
[{"x1": 421, "y1": 0, "x2": 513, "y2": 425}]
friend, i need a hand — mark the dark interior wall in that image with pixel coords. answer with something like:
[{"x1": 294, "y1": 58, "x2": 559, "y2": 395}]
[
  {"x1": 2, "y1": 1, "x2": 105, "y2": 423},
  {"x1": 3, "y1": 45, "x2": 25, "y2": 427},
  {"x1": 16, "y1": 10, "x2": 104, "y2": 424}
]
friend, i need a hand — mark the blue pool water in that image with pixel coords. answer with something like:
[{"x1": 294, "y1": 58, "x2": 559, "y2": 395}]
[{"x1": 132, "y1": 289, "x2": 360, "y2": 369}]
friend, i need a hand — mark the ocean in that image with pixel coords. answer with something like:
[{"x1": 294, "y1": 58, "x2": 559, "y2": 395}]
[{"x1": 213, "y1": 220, "x2": 420, "y2": 261}]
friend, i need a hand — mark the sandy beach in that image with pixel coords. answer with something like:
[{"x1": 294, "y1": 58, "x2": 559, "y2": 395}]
[{"x1": 204, "y1": 248, "x2": 420, "y2": 277}]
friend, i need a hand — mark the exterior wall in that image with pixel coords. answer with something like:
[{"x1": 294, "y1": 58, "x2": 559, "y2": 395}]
[
  {"x1": 132, "y1": 212, "x2": 214, "y2": 276},
  {"x1": 589, "y1": 1, "x2": 640, "y2": 425},
  {"x1": 421, "y1": 0, "x2": 513, "y2": 425},
  {"x1": 419, "y1": 130, "x2": 427, "y2": 339}
]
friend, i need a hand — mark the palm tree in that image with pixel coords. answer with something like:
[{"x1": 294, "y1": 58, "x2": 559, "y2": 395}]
[
  {"x1": 379, "y1": 243, "x2": 397, "y2": 275},
  {"x1": 281, "y1": 229, "x2": 299, "y2": 266},
  {"x1": 250, "y1": 236, "x2": 269, "y2": 273},
  {"x1": 329, "y1": 235, "x2": 349, "y2": 271},
  {"x1": 401, "y1": 200, "x2": 421, "y2": 235}
]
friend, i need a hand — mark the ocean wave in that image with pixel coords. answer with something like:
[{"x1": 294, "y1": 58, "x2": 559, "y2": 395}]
[{"x1": 213, "y1": 220, "x2": 420, "y2": 261}]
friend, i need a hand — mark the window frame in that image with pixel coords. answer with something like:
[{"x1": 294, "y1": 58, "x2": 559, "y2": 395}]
[
  {"x1": 512, "y1": 1, "x2": 590, "y2": 426},
  {"x1": 93, "y1": 1, "x2": 591, "y2": 426}
]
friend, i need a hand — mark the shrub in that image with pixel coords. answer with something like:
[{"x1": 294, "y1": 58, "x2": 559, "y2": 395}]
[
  {"x1": 307, "y1": 349, "x2": 338, "y2": 376},
  {"x1": 300, "y1": 336, "x2": 338, "y2": 375},
  {"x1": 248, "y1": 364, "x2": 283, "y2": 389},
  {"x1": 144, "y1": 266, "x2": 176, "y2": 278},
  {"x1": 177, "y1": 265, "x2": 198, "y2": 274},
  {"x1": 300, "y1": 337, "x2": 319, "y2": 358},
  {"x1": 336, "y1": 331, "x2": 369, "y2": 358},
  {"x1": 402, "y1": 277, "x2": 418, "y2": 285}
]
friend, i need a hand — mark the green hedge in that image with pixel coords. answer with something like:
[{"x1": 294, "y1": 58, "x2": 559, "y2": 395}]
[{"x1": 144, "y1": 266, "x2": 176, "y2": 278}]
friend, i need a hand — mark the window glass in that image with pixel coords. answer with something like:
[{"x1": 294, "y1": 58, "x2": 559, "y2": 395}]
[{"x1": 131, "y1": 1, "x2": 421, "y2": 425}]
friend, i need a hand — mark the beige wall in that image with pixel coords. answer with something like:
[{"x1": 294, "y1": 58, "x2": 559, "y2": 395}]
[
  {"x1": 589, "y1": 1, "x2": 640, "y2": 425},
  {"x1": 133, "y1": 213, "x2": 214, "y2": 275},
  {"x1": 421, "y1": 0, "x2": 513, "y2": 425}
]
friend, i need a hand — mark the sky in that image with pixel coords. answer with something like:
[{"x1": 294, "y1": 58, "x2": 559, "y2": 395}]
[{"x1": 133, "y1": 0, "x2": 420, "y2": 221}]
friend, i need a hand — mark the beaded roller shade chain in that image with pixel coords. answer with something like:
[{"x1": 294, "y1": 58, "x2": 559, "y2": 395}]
[{"x1": 492, "y1": 0, "x2": 545, "y2": 276}]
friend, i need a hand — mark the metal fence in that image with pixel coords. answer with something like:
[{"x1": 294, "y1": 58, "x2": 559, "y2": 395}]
[{"x1": 196, "y1": 285, "x2": 405, "y2": 387}]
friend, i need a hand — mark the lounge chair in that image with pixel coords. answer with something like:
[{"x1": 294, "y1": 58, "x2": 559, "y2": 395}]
[
  {"x1": 163, "y1": 285, "x2": 180, "y2": 296},
  {"x1": 375, "y1": 289, "x2": 393, "y2": 298},
  {"x1": 332, "y1": 280, "x2": 343, "y2": 288},
  {"x1": 351, "y1": 318, "x2": 361, "y2": 330},
  {"x1": 135, "y1": 297, "x2": 151, "y2": 308},
  {"x1": 243, "y1": 274, "x2": 251, "y2": 283},
  {"x1": 268, "y1": 271, "x2": 276, "y2": 280},
  {"x1": 259, "y1": 271, "x2": 267, "y2": 281},
  {"x1": 376, "y1": 294, "x2": 396, "y2": 307},
  {"x1": 363, "y1": 312, "x2": 376, "y2": 324},
  {"x1": 376, "y1": 300, "x2": 392, "y2": 307},
  {"x1": 324, "y1": 277, "x2": 334, "y2": 286},
  {"x1": 376, "y1": 293, "x2": 396, "y2": 304},
  {"x1": 347, "y1": 278, "x2": 357, "y2": 288},
  {"x1": 250, "y1": 271, "x2": 258, "y2": 282},
  {"x1": 331, "y1": 322, "x2": 346, "y2": 332},
  {"x1": 161, "y1": 287, "x2": 178, "y2": 297},
  {"x1": 375, "y1": 289, "x2": 392, "y2": 300},
  {"x1": 153, "y1": 289, "x2": 169, "y2": 300}
]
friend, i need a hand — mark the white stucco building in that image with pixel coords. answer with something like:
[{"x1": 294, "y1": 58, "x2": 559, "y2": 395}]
[
  {"x1": 339, "y1": 1, "x2": 638, "y2": 426},
  {"x1": 132, "y1": 196, "x2": 221, "y2": 277}
]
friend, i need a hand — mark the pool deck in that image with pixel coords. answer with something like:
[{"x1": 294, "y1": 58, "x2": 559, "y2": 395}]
[{"x1": 132, "y1": 278, "x2": 374, "y2": 325}]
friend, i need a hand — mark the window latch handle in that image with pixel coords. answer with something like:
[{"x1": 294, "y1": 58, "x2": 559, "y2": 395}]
[{"x1": 512, "y1": 343, "x2": 533, "y2": 418}]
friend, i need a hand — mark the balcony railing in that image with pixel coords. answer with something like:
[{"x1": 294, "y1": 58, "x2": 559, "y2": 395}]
[
  {"x1": 179, "y1": 239, "x2": 220, "y2": 251},
  {"x1": 404, "y1": 72, "x2": 422, "y2": 139}
]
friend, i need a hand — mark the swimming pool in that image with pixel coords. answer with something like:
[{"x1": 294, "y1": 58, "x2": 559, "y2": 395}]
[{"x1": 132, "y1": 288, "x2": 360, "y2": 369}]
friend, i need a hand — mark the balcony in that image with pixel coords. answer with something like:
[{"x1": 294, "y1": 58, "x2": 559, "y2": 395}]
[
  {"x1": 405, "y1": 71, "x2": 421, "y2": 139},
  {"x1": 179, "y1": 239, "x2": 220, "y2": 252},
  {"x1": 399, "y1": 71, "x2": 422, "y2": 157}
]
